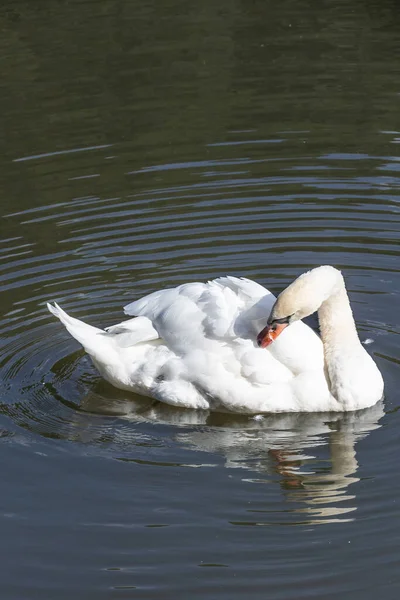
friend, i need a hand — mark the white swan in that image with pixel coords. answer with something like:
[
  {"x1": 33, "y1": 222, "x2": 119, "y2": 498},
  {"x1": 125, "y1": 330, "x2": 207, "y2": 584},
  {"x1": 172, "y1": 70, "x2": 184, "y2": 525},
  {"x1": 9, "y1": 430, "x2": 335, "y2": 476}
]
[{"x1": 47, "y1": 266, "x2": 384, "y2": 413}]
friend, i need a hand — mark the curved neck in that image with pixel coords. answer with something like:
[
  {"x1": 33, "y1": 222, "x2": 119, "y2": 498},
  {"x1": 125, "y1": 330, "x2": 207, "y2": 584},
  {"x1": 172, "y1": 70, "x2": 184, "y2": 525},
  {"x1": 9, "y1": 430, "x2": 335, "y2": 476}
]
[
  {"x1": 318, "y1": 285, "x2": 360, "y2": 354},
  {"x1": 313, "y1": 272, "x2": 383, "y2": 410}
]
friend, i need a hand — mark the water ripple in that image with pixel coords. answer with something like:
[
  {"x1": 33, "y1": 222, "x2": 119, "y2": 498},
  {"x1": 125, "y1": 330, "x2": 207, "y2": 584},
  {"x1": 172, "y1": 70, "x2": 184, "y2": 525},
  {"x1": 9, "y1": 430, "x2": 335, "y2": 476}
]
[{"x1": 0, "y1": 142, "x2": 399, "y2": 530}]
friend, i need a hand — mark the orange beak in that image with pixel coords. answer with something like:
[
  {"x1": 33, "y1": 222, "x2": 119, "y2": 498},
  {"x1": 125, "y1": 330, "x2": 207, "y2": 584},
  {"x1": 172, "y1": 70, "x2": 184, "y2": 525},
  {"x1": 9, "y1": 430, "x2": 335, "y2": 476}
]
[{"x1": 257, "y1": 322, "x2": 289, "y2": 348}]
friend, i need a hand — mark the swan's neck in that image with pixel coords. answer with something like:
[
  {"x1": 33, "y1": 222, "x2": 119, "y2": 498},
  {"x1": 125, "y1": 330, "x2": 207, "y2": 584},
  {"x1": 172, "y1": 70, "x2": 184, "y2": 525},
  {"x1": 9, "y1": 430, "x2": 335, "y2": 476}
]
[
  {"x1": 278, "y1": 265, "x2": 383, "y2": 409},
  {"x1": 312, "y1": 273, "x2": 383, "y2": 410},
  {"x1": 318, "y1": 284, "x2": 360, "y2": 358}
]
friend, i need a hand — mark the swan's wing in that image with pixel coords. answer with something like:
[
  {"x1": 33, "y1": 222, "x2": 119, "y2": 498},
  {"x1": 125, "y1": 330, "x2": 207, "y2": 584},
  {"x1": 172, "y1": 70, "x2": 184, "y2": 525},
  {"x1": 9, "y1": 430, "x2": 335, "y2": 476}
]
[
  {"x1": 201, "y1": 277, "x2": 276, "y2": 339},
  {"x1": 119, "y1": 278, "x2": 328, "y2": 409},
  {"x1": 122, "y1": 277, "x2": 324, "y2": 379},
  {"x1": 124, "y1": 286, "x2": 181, "y2": 320},
  {"x1": 123, "y1": 277, "x2": 275, "y2": 345},
  {"x1": 105, "y1": 316, "x2": 159, "y2": 348}
]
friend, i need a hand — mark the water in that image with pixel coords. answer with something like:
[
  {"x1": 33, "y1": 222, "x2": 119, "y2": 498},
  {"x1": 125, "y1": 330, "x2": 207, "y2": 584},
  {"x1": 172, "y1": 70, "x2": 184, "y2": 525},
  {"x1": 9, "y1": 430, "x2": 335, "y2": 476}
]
[{"x1": 1, "y1": 0, "x2": 400, "y2": 597}]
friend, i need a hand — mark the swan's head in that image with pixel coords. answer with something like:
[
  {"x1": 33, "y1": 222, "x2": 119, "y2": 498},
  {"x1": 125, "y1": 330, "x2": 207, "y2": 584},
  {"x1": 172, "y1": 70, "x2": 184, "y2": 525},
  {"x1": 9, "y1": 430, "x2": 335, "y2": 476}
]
[{"x1": 257, "y1": 266, "x2": 342, "y2": 348}]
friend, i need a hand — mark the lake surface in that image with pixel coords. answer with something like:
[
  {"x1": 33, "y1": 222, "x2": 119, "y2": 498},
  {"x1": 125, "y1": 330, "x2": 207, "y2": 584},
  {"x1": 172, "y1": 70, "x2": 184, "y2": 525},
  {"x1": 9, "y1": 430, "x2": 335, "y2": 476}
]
[{"x1": 1, "y1": 0, "x2": 400, "y2": 597}]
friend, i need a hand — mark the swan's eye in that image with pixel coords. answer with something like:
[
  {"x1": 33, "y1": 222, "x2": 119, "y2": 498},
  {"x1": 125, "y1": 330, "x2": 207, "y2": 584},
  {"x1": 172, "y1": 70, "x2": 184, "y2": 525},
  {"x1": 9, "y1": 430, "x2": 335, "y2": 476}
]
[
  {"x1": 274, "y1": 316, "x2": 290, "y2": 324},
  {"x1": 268, "y1": 315, "x2": 292, "y2": 330}
]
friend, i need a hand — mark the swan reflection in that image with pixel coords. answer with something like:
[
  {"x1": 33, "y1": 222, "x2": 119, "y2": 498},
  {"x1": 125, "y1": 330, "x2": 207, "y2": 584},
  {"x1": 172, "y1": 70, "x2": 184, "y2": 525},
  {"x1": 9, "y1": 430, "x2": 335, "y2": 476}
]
[{"x1": 79, "y1": 385, "x2": 384, "y2": 525}]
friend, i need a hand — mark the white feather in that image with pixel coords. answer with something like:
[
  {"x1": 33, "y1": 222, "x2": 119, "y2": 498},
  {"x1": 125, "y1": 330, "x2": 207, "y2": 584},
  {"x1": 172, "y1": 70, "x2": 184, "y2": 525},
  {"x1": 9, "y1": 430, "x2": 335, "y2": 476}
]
[{"x1": 47, "y1": 269, "x2": 383, "y2": 413}]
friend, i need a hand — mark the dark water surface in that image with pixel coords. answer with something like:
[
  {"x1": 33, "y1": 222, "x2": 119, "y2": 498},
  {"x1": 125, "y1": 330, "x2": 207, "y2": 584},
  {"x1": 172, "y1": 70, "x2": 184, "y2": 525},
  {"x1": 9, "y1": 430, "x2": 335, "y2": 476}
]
[{"x1": 1, "y1": 0, "x2": 400, "y2": 597}]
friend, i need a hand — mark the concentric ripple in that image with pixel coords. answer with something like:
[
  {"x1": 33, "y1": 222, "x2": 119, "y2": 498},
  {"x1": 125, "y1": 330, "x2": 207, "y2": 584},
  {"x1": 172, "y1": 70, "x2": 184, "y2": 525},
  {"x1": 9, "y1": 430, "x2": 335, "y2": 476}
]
[{"x1": 1, "y1": 133, "x2": 400, "y2": 528}]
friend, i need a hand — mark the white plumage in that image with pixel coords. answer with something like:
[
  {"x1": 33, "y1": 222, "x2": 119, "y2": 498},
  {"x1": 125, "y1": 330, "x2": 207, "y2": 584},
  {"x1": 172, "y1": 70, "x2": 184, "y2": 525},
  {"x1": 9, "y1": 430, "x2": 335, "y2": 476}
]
[{"x1": 47, "y1": 268, "x2": 384, "y2": 414}]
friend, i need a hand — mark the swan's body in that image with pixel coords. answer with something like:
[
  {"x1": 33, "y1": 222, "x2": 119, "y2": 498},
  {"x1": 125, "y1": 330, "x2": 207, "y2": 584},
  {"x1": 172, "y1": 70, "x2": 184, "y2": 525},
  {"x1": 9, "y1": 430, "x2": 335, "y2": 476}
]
[{"x1": 47, "y1": 266, "x2": 384, "y2": 413}]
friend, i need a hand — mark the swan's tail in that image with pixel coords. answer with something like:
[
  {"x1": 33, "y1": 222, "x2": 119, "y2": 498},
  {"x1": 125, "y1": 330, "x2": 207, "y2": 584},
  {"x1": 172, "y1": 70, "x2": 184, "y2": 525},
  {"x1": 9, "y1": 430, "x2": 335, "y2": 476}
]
[{"x1": 47, "y1": 302, "x2": 110, "y2": 360}]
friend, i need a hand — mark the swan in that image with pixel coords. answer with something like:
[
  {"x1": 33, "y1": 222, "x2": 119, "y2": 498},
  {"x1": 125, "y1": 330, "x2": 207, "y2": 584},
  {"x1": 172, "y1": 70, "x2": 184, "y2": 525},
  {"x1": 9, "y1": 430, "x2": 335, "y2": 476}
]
[{"x1": 47, "y1": 266, "x2": 384, "y2": 413}]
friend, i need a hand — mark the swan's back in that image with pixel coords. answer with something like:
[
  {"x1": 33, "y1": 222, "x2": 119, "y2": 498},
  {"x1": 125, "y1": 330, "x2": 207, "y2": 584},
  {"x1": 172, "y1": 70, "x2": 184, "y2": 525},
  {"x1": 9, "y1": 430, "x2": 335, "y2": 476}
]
[
  {"x1": 49, "y1": 276, "x2": 326, "y2": 413},
  {"x1": 124, "y1": 276, "x2": 276, "y2": 342}
]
